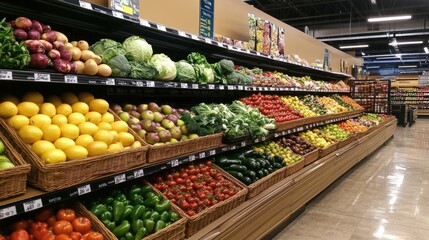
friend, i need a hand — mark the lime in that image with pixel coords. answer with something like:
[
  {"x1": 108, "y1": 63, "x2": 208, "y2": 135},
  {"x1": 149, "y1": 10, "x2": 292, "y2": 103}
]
[
  {"x1": 0, "y1": 141, "x2": 4, "y2": 155},
  {"x1": 0, "y1": 155, "x2": 10, "y2": 162}
]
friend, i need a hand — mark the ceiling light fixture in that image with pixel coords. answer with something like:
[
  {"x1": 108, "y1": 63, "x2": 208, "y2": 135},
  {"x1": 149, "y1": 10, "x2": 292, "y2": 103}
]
[
  {"x1": 339, "y1": 44, "x2": 369, "y2": 49},
  {"x1": 371, "y1": 0, "x2": 377, "y2": 4},
  {"x1": 425, "y1": 47, "x2": 429, "y2": 54},
  {"x1": 398, "y1": 65, "x2": 417, "y2": 68},
  {"x1": 366, "y1": 66, "x2": 380, "y2": 69},
  {"x1": 389, "y1": 41, "x2": 423, "y2": 46},
  {"x1": 368, "y1": 15, "x2": 412, "y2": 22}
]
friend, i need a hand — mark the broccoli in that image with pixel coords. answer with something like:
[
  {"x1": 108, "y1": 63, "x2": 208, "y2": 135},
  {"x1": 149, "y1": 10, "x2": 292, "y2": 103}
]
[
  {"x1": 226, "y1": 71, "x2": 250, "y2": 85},
  {"x1": 218, "y1": 59, "x2": 234, "y2": 74},
  {"x1": 107, "y1": 55, "x2": 131, "y2": 78},
  {"x1": 180, "y1": 112, "x2": 210, "y2": 136},
  {"x1": 129, "y1": 61, "x2": 157, "y2": 79}
]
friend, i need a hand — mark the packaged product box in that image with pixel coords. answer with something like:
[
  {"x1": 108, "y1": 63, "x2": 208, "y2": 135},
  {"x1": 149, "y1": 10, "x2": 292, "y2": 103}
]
[
  {"x1": 248, "y1": 14, "x2": 257, "y2": 50},
  {"x1": 270, "y1": 23, "x2": 279, "y2": 57},
  {"x1": 262, "y1": 21, "x2": 271, "y2": 55},
  {"x1": 108, "y1": 0, "x2": 139, "y2": 16},
  {"x1": 278, "y1": 27, "x2": 285, "y2": 57},
  {"x1": 256, "y1": 18, "x2": 265, "y2": 52}
]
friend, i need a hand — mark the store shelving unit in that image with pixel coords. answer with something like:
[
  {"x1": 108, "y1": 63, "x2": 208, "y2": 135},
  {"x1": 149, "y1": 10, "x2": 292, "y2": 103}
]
[
  {"x1": 0, "y1": 1, "x2": 395, "y2": 239},
  {"x1": 350, "y1": 80, "x2": 391, "y2": 114},
  {"x1": 391, "y1": 87, "x2": 429, "y2": 116}
]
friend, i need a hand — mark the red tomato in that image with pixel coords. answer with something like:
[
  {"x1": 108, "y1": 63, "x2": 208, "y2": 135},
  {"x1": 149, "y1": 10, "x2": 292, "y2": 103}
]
[
  {"x1": 71, "y1": 217, "x2": 91, "y2": 234},
  {"x1": 42, "y1": 234, "x2": 55, "y2": 240},
  {"x1": 11, "y1": 220, "x2": 30, "y2": 231},
  {"x1": 0, "y1": 235, "x2": 5, "y2": 240},
  {"x1": 82, "y1": 232, "x2": 103, "y2": 240},
  {"x1": 11, "y1": 229, "x2": 29, "y2": 240},
  {"x1": 34, "y1": 208, "x2": 54, "y2": 222},
  {"x1": 54, "y1": 235, "x2": 71, "y2": 240},
  {"x1": 52, "y1": 221, "x2": 73, "y2": 235},
  {"x1": 56, "y1": 209, "x2": 76, "y2": 223},
  {"x1": 29, "y1": 222, "x2": 48, "y2": 240},
  {"x1": 46, "y1": 216, "x2": 57, "y2": 228},
  {"x1": 69, "y1": 232, "x2": 82, "y2": 240}
]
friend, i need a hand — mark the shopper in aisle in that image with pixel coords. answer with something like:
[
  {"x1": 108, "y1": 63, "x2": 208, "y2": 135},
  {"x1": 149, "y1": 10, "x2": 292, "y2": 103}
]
[{"x1": 274, "y1": 121, "x2": 429, "y2": 239}]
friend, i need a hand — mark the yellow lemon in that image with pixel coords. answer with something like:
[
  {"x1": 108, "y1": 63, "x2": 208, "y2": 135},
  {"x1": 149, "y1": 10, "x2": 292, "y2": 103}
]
[
  {"x1": 78, "y1": 122, "x2": 98, "y2": 135},
  {"x1": 41, "y1": 149, "x2": 66, "y2": 164},
  {"x1": 30, "y1": 114, "x2": 52, "y2": 128},
  {"x1": 0, "y1": 101, "x2": 18, "y2": 118},
  {"x1": 89, "y1": 99, "x2": 109, "y2": 114},
  {"x1": 101, "y1": 112, "x2": 114, "y2": 123},
  {"x1": 64, "y1": 145, "x2": 88, "y2": 160},
  {"x1": 111, "y1": 121, "x2": 129, "y2": 133},
  {"x1": 85, "y1": 111, "x2": 102, "y2": 124},
  {"x1": 86, "y1": 141, "x2": 108, "y2": 156},
  {"x1": 32, "y1": 140, "x2": 55, "y2": 156},
  {"x1": 19, "y1": 125, "x2": 43, "y2": 144},
  {"x1": 60, "y1": 124, "x2": 80, "y2": 140},
  {"x1": 93, "y1": 129, "x2": 113, "y2": 145},
  {"x1": 131, "y1": 141, "x2": 142, "y2": 148},
  {"x1": 51, "y1": 114, "x2": 68, "y2": 126},
  {"x1": 75, "y1": 134, "x2": 94, "y2": 147},
  {"x1": 40, "y1": 103, "x2": 56, "y2": 117},
  {"x1": 61, "y1": 92, "x2": 79, "y2": 105},
  {"x1": 56, "y1": 104, "x2": 72, "y2": 117},
  {"x1": 17, "y1": 102, "x2": 39, "y2": 117},
  {"x1": 118, "y1": 132, "x2": 134, "y2": 147},
  {"x1": 97, "y1": 122, "x2": 112, "y2": 130},
  {"x1": 41, "y1": 124, "x2": 61, "y2": 142},
  {"x1": 68, "y1": 112, "x2": 86, "y2": 125},
  {"x1": 78, "y1": 92, "x2": 95, "y2": 104},
  {"x1": 71, "y1": 102, "x2": 89, "y2": 115},
  {"x1": 108, "y1": 142, "x2": 124, "y2": 153},
  {"x1": 54, "y1": 137, "x2": 75, "y2": 150},
  {"x1": 1, "y1": 95, "x2": 19, "y2": 105},
  {"x1": 8, "y1": 115, "x2": 29, "y2": 130},
  {"x1": 22, "y1": 91, "x2": 44, "y2": 105},
  {"x1": 46, "y1": 95, "x2": 62, "y2": 107},
  {"x1": 110, "y1": 130, "x2": 119, "y2": 143}
]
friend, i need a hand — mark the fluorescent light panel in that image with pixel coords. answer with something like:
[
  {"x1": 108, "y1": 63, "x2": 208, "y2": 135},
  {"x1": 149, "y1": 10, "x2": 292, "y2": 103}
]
[
  {"x1": 425, "y1": 47, "x2": 429, "y2": 54},
  {"x1": 339, "y1": 44, "x2": 369, "y2": 49},
  {"x1": 366, "y1": 66, "x2": 380, "y2": 69},
  {"x1": 398, "y1": 65, "x2": 417, "y2": 68},
  {"x1": 368, "y1": 15, "x2": 411, "y2": 22},
  {"x1": 389, "y1": 41, "x2": 423, "y2": 46}
]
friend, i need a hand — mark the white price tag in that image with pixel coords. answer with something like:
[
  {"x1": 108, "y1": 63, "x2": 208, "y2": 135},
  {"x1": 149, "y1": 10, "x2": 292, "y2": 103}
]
[
  {"x1": 246, "y1": 50, "x2": 251, "y2": 54},
  {"x1": 34, "y1": 73, "x2": 50, "y2": 82},
  {"x1": 0, "y1": 71, "x2": 12, "y2": 80},
  {"x1": 204, "y1": 38, "x2": 212, "y2": 44},
  {"x1": 133, "y1": 169, "x2": 144, "y2": 178},
  {"x1": 191, "y1": 35, "x2": 199, "y2": 40},
  {"x1": 189, "y1": 155, "x2": 196, "y2": 162},
  {"x1": 208, "y1": 84, "x2": 215, "y2": 90},
  {"x1": 264, "y1": 87, "x2": 269, "y2": 91},
  {"x1": 0, "y1": 206, "x2": 17, "y2": 219},
  {"x1": 64, "y1": 75, "x2": 78, "y2": 84},
  {"x1": 180, "y1": 83, "x2": 188, "y2": 88},
  {"x1": 262, "y1": 136, "x2": 266, "y2": 141},
  {"x1": 209, "y1": 150, "x2": 216, "y2": 156},
  {"x1": 114, "y1": 174, "x2": 126, "y2": 184},
  {"x1": 217, "y1": 42, "x2": 223, "y2": 47},
  {"x1": 146, "y1": 81, "x2": 155, "y2": 87},
  {"x1": 256, "y1": 52, "x2": 261, "y2": 56},
  {"x1": 192, "y1": 84, "x2": 199, "y2": 89},
  {"x1": 157, "y1": 25, "x2": 167, "y2": 31},
  {"x1": 230, "y1": 145, "x2": 236, "y2": 150},
  {"x1": 79, "y1": 1, "x2": 93, "y2": 10},
  {"x1": 219, "y1": 85, "x2": 225, "y2": 90},
  {"x1": 274, "y1": 133, "x2": 280, "y2": 137},
  {"x1": 136, "y1": 81, "x2": 144, "y2": 87},
  {"x1": 255, "y1": 138, "x2": 260, "y2": 143},
  {"x1": 106, "y1": 78, "x2": 115, "y2": 85},
  {"x1": 77, "y1": 184, "x2": 91, "y2": 195},
  {"x1": 139, "y1": 19, "x2": 150, "y2": 27},
  {"x1": 112, "y1": 11, "x2": 124, "y2": 19},
  {"x1": 227, "y1": 85, "x2": 234, "y2": 90},
  {"x1": 23, "y1": 199, "x2": 43, "y2": 212},
  {"x1": 178, "y1": 31, "x2": 187, "y2": 37},
  {"x1": 171, "y1": 159, "x2": 179, "y2": 167},
  {"x1": 237, "y1": 85, "x2": 244, "y2": 90},
  {"x1": 241, "y1": 141, "x2": 246, "y2": 147},
  {"x1": 199, "y1": 152, "x2": 206, "y2": 159},
  {"x1": 227, "y1": 45, "x2": 234, "y2": 50}
]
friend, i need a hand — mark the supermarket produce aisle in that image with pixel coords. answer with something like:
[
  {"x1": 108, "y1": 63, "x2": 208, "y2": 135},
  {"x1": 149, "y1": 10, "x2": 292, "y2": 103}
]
[{"x1": 273, "y1": 119, "x2": 429, "y2": 240}]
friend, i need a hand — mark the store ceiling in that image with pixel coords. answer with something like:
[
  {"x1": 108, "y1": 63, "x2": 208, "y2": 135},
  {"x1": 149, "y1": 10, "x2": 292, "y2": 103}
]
[{"x1": 244, "y1": 0, "x2": 429, "y2": 75}]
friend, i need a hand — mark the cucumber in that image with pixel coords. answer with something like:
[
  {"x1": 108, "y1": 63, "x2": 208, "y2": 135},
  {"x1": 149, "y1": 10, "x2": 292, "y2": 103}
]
[
  {"x1": 227, "y1": 171, "x2": 244, "y2": 180},
  {"x1": 262, "y1": 169, "x2": 269, "y2": 176},
  {"x1": 216, "y1": 156, "x2": 228, "y2": 162},
  {"x1": 267, "y1": 167, "x2": 273, "y2": 173},
  {"x1": 229, "y1": 164, "x2": 247, "y2": 172},
  {"x1": 242, "y1": 158, "x2": 257, "y2": 170},
  {"x1": 257, "y1": 170, "x2": 264, "y2": 178},
  {"x1": 244, "y1": 170, "x2": 256, "y2": 179},
  {"x1": 227, "y1": 159, "x2": 243, "y2": 165},
  {"x1": 218, "y1": 158, "x2": 230, "y2": 167},
  {"x1": 242, "y1": 177, "x2": 252, "y2": 185},
  {"x1": 274, "y1": 156, "x2": 284, "y2": 164}
]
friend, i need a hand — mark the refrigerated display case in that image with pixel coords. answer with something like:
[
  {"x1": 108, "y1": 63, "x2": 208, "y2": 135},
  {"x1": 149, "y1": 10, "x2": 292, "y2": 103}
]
[{"x1": 350, "y1": 80, "x2": 391, "y2": 114}]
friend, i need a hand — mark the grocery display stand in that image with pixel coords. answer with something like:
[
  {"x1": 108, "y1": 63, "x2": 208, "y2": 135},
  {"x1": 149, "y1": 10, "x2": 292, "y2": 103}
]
[
  {"x1": 349, "y1": 80, "x2": 391, "y2": 114},
  {"x1": 0, "y1": 1, "x2": 396, "y2": 239}
]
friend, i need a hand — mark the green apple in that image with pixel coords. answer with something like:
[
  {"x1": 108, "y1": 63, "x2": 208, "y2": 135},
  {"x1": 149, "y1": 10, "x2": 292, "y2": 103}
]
[
  {"x1": 0, "y1": 155, "x2": 10, "y2": 162},
  {"x1": 0, "y1": 161, "x2": 14, "y2": 169}
]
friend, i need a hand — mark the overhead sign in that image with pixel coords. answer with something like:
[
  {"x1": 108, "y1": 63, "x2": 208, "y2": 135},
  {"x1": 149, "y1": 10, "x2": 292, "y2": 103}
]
[{"x1": 199, "y1": 0, "x2": 214, "y2": 39}]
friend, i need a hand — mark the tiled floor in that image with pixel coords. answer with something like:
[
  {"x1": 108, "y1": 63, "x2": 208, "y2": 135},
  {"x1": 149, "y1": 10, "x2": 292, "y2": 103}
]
[{"x1": 273, "y1": 119, "x2": 429, "y2": 240}]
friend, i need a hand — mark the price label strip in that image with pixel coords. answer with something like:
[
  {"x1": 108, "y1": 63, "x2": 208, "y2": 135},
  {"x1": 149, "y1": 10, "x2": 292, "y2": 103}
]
[
  {"x1": 112, "y1": 11, "x2": 124, "y2": 19},
  {"x1": 139, "y1": 19, "x2": 151, "y2": 27},
  {"x1": 34, "y1": 73, "x2": 50, "y2": 82},
  {"x1": 171, "y1": 159, "x2": 179, "y2": 167},
  {"x1": 208, "y1": 84, "x2": 215, "y2": 90},
  {"x1": 209, "y1": 150, "x2": 216, "y2": 156},
  {"x1": 146, "y1": 81, "x2": 155, "y2": 87},
  {"x1": 133, "y1": 169, "x2": 144, "y2": 178},
  {"x1": 0, "y1": 206, "x2": 17, "y2": 220},
  {"x1": 23, "y1": 199, "x2": 43, "y2": 212},
  {"x1": 106, "y1": 78, "x2": 115, "y2": 85},
  {"x1": 181, "y1": 83, "x2": 188, "y2": 89},
  {"x1": 114, "y1": 174, "x2": 126, "y2": 184},
  {"x1": 77, "y1": 184, "x2": 91, "y2": 196},
  {"x1": 189, "y1": 155, "x2": 196, "y2": 162},
  {"x1": 64, "y1": 75, "x2": 78, "y2": 84},
  {"x1": 79, "y1": 0, "x2": 93, "y2": 10},
  {"x1": 178, "y1": 31, "x2": 187, "y2": 37},
  {"x1": 192, "y1": 84, "x2": 199, "y2": 89},
  {"x1": 241, "y1": 141, "x2": 246, "y2": 147},
  {"x1": 0, "y1": 70, "x2": 12, "y2": 80},
  {"x1": 157, "y1": 25, "x2": 167, "y2": 32},
  {"x1": 199, "y1": 152, "x2": 206, "y2": 159}
]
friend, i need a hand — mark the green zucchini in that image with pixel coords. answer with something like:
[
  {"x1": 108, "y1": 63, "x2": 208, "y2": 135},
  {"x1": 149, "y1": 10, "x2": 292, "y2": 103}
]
[
  {"x1": 229, "y1": 164, "x2": 247, "y2": 172},
  {"x1": 227, "y1": 171, "x2": 244, "y2": 180}
]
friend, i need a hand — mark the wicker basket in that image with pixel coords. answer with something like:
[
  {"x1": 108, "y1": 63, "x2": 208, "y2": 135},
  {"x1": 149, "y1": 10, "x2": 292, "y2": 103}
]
[
  {"x1": 77, "y1": 201, "x2": 186, "y2": 240},
  {"x1": 285, "y1": 159, "x2": 305, "y2": 176},
  {"x1": 109, "y1": 110, "x2": 223, "y2": 163},
  {"x1": 277, "y1": 118, "x2": 305, "y2": 131},
  {"x1": 0, "y1": 129, "x2": 31, "y2": 200},
  {"x1": 303, "y1": 149, "x2": 319, "y2": 166},
  {"x1": 74, "y1": 202, "x2": 118, "y2": 239},
  {"x1": 319, "y1": 142, "x2": 338, "y2": 157},
  {"x1": 0, "y1": 118, "x2": 148, "y2": 191},
  {"x1": 355, "y1": 131, "x2": 368, "y2": 139},
  {"x1": 337, "y1": 135, "x2": 356, "y2": 149},
  {"x1": 147, "y1": 165, "x2": 248, "y2": 237}
]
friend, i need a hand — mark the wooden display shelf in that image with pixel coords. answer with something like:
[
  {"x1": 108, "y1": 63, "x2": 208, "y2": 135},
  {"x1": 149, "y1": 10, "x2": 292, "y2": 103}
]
[{"x1": 189, "y1": 120, "x2": 396, "y2": 240}]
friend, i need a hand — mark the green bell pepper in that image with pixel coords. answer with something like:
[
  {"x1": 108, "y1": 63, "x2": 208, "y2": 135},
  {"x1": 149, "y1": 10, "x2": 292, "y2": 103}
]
[
  {"x1": 104, "y1": 197, "x2": 115, "y2": 205},
  {"x1": 107, "y1": 205, "x2": 113, "y2": 212},
  {"x1": 154, "y1": 220, "x2": 166, "y2": 232},
  {"x1": 150, "y1": 211, "x2": 160, "y2": 221},
  {"x1": 140, "y1": 186, "x2": 152, "y2": 196},
  {"x1": 155, "y1": 200, "x2": 171, "y2": 212},
  {"x1": 160, "y1": 211, "x2": 169, "y2": 222},
  {"x1": 102, "y1": 219, "x2": 116, "y2": 231},
  {"x1": 120, "y1": 205, "x2": 133, "y2": 221},
  {"x1": 130, "y1": 194, "x2": 144, "y2": 205},
  {"x1": 91, "y1": 204, "x2": 107, "y2": 217},
  {"x1": 115, "y1": 193, "x2": 127, "y2": 202},
  {"x1": 113, "y1": 201, "x2": 125, "y2": 222},
  {"x1": 130, "y1": 205, "x2": 145, "y2": 221},
  {"x1": 169, "y1": 211, "x2": 178, "y2": 222},
  {"x1": 128, "y1": 187, "x2": 142, "y2": 198},
  {"x1": 144, "y1": 219, "x2": 155, "y2": 234},
  {"x1": 100, "y1": 211, "x2": 113, "y2": 221},
  {"x1": 145, "y1": 192, "x2": 156, "y2": 200},
  {"x1": 134, "y1": 227, "x2": 147, "y2": 240},
  {"x1": 131, "y1": 219, "x2": 144, "y2": 233},
  {"x1": 113, "y1": 220, "x2": 130, "y2": 237},
  {"x1": 124, "y1": 232, "x2": 134, "y2": 240},
  {"x1": 143, "y1": 195, "x2": 160, "y2": 208}
]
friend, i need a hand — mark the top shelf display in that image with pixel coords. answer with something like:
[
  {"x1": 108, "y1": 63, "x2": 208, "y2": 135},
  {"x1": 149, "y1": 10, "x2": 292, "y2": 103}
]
[{"x1": 0, "y1": 0, "x2": 352, "y2": 81}]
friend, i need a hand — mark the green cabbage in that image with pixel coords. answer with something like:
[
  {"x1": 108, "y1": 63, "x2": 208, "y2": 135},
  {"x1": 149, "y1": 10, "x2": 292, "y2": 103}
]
[
  {"x1": 122, "y1": 36, "x2": 153, "y2": 62},
  {"x1": 107, "y1": 55, "x2": 131, "y2": 78},
  {"x1": 90, "y1": 39, "x2": 122, "y2": 56},
  {"x1": 175, "y1": 61, "x2": 196, "y2": 82},
  {"x1": 149, "y1": 54, "x2": 177, "y2": 81},
  {"x1": 129, "y1": 61, "x2": 158, "y2": 79}
]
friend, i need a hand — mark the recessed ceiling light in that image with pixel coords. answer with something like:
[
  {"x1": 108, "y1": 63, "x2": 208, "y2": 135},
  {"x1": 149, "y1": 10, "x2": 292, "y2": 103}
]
[
  {"x1": 398, "y1": 65, "x2": 417, "y2": 68},
  {"x1": 339, "y1": 44, "x2": 369, "y2": 49},
  {"x1": 368, "y1": 15, "x2": 412, "y2": 22},
  {"x1": 389, "y1": 41, "x2": 423, "y2": 46}
]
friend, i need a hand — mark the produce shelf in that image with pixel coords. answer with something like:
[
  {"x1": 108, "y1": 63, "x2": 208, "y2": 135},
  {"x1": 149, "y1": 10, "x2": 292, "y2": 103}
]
[
  {"x1": 0, "y1": 0, "x2": 351, "y2": 81},
  {"x1": 0, "y1": 112, "x2": 362, "y2": 220},
  {"x1": 0, "y1": 69, "x2": 350, "y2": 93}
]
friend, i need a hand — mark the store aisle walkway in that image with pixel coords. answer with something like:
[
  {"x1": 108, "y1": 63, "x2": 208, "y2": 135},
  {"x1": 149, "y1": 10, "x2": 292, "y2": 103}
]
[{"x1": 273, "y1": 119, "x2": 429, "y2": 240}]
